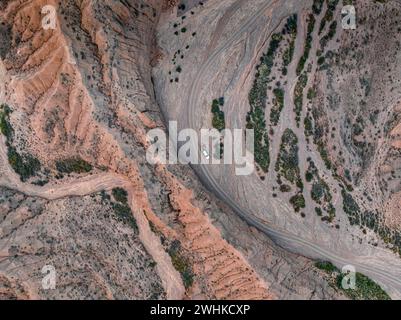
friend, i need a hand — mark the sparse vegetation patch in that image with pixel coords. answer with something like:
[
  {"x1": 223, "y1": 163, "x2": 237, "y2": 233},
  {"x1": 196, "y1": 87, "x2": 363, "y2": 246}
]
[
  {"x1": 341, "y1": 189, "x2": 360, "y2": 225},
  {"x1": 112, "y1": 187, "x2": 129, "y2": 204},
  {"x1": 306, "y1": 159, "x2": 336, "y2": 222},
  {"x1": 111, "y1": 187, "x2": 137, "y2": 232},
  {"x1": 315, "y1": 261, "x2": 391, "y2": 300},
  {"x1": 282, "y1": 14, "x2": 298, "y2": 75},
  {"x1": 211, "y1": 98, "x2": 225, "y2": 132},
  {"x1": 296, "y1": 14, "x2": 316, "y2": 76},
  {"x1": 1, "y1": 104, "x2": 41, "y2": 181},
  {"x1": 312, "y1": 0, "x2": 325, "y2": 15},
  {"x1": 270, "y1": 88, "x2": 285, "y2": 126},
  {"x1": 275, "y1": 129, "x2": 302, "y2": 186},
  {"x1": 289, "y1": 193, "x2": 306, "y2": 212},
  {"x1": 247, "y1": 33, "x2": 283, "y2": 173},
  {"x1": 56, "y1": 157, "x2": 93, "y2": 174},
  {"x1": 320, "y1": 21, "x2": 337, "y2": 50},
  {"x1": 275, "y1": 129, "x2": 305, "y2": 213},
  {"x1": 168, "y1": 240, "x2": 194, "y2": 289},
  {"x1": 7, "y1": 146, "x2": 41, "y2": 182},
  {"x1": 319, "y1": 0, "x2": 340, "y2": 35},
  {"x1": 0, "y1": 104, "x2": 13, "y2": 139},
  {"x1": 294, "y1": 73, "x2": 308, "y2": 126}
]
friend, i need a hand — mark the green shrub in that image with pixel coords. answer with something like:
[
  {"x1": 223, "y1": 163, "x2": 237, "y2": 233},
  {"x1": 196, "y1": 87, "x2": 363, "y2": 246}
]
[
  {"x1": 0, "y1": 104, "x2": 13, "y2": 140},
  {"x1": 1, "y1": 104, "x2": 41, "y2": 181},
  {"x1": 32, "y1": 179, "x2": 49, "y2": 186},
  {"x1": 270, "y1": 88, "x2": 285, "y2": 125},
  {"x1": 296, "y1": 14, "x2": 315, "y2": 75},
  {"x1": 317, "y1": 143, "x2": 332, "y2": 170},
  {"x1": 112, "y1": 187, "x2": 129, "y2": 204},
  {"x1": 110, "y1": 187, "x2": 137, "y2": 232},
  {"x1": 280, "y1": 184, "x2": 292, "y2": 193},
  {"x1": 294, "y1": 73, "x2": 308, "y2": 126},
  {"x1": 275, "y1": 129, "x2": 301, "y2": 185},
  {"x1": 290, "y1": 193, "x2": 306, "y2": 212},
  {"x1": 8, "y1": 145, "x2": 41, "y2": 182},
  {"x1": 306, "y1": 160, "x2": 335, "y2": 219},
  {"x1": 168, "y1": 240, "x2": 194, "y2": 289},
  {"x1": 304, "y1": 116, "x2": 313, "y2": 137},
  {"x1": 307, "y1": 88, "x2": 317, "y2": 100},
  {"x1": 320, "y1": 21, "x2": 337, "y2": 49},
  {"x1": 311, "y1": 182, "x2": 324, "y2": 202},
  {"x1": 315, "y1": 260, "x2": 337, "y2": 273},
  {"x1": 211, "y1": 98, "x2": 225, "y2": 132},
  {"x1": 305, "y1": 171, "x2": 314, "y2": 182},
  {"x1": 312, "y1": 0, "x2": 325, "y2": 15},
  {"x1": 56, "y1": 157, "x2": 93, "y2": 174},
  {"x1": 317, "y1": 56, "x2": 325, "y2": 65},
  {"x1": 282, "y1": 15, "x2": 298, "y2": 69},
  {"x1": 319, "y1": 0, "x2": 340, "y2": 34},
  {"x1": 341, "y1": 189, "x2": 360, "y2": 225},
  {"x1": 247, "y1": 33, "x2": 283, "y2": 172},
  {"x1": 112, "y1": 202, "x2": 138, "y2": 232}
]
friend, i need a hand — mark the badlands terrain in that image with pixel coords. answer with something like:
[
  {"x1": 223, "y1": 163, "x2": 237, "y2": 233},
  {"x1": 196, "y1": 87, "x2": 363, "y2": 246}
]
[{"x1": 0, "y1": 0, "x2": 400, "y2": 300}]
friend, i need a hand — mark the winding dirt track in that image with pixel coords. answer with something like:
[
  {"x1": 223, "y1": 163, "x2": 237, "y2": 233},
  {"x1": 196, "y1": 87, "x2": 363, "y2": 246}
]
[{"x1": 184, "y1": 0, "x2": 401, "y2": 298}]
